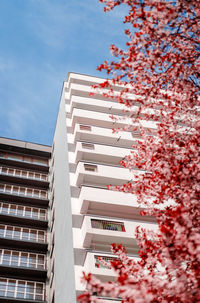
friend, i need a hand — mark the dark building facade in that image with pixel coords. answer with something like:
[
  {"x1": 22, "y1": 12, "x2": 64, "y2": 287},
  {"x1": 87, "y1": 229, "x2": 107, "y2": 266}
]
[{"x1": 0, "y1": 137, "x2": 51, "y2": 303}]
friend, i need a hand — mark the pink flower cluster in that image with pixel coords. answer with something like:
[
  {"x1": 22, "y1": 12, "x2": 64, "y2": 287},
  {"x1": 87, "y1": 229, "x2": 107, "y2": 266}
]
[{"x1": 78, "y1": 0, "x2": 200, "y2": 302}]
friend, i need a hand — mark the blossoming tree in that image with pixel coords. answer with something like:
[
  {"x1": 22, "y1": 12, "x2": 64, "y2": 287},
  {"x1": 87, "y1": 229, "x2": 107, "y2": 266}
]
[{"x1": 78, "y1": 1, "x2": 200, "y2": 302}]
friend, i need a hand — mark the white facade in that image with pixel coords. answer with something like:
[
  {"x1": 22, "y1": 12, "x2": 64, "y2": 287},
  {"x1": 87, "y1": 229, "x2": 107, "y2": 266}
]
[{"x1": 51, "y1": 73, "x2": 156, "y2": 302}]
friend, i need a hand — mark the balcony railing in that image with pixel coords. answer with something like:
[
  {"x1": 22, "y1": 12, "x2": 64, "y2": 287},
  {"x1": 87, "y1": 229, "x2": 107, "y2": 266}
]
[
  {"x1": 0, "y1": 277, "x2": 45, "y2": 301},
  {"x1": 0, "y1": 166, "x2": 48, "y2": 181},
  {"x1": 0, "y1": 202, "x2": 47, "y2": 221},
  {"x1": 0, "y1": 249, "x2": 46, "y2": 270},
  {"x1": 0, "y1": 224, "x2": 47, "y2": 243},
  {"x1": 0, "y1": 153, "x2": 48, "y2": 167},
  {"x1": 0, "y1": 184, "x2": 48, "y2": 200},
  {"x1": 95, "y1": 255, "x2": 120, "y2": 269},
  {"x1": 91, "y1": 219, "x2": 125, "y2": 232}
]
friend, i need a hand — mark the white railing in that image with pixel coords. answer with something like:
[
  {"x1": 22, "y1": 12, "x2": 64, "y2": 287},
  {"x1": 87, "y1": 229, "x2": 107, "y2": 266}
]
[
  {"x1": 0, "y1": 277, "x2": 45, "y2": 301},
  {"x1": 0, "y1": 202, "x2": 47, "y2": 221},
  {"x1": 0, "y1": 224, "x2": 47, "y2": 243},
  {"x1": 0, "y1": 184, "x2": 48, "y2": 200},
  {"x1": 0, "y1": 166, "x2": 48, "y2": 181},
  {"x1": 0, "y1": 249, "x2": 46, "y2": 270}
]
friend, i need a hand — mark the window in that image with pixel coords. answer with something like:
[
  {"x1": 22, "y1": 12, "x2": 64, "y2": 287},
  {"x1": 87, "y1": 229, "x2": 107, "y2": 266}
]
[
  {"x1": 40, "y1": 191, "x2": 47, "y2": 199},
  {"x1": 20, "y1": 253, "x2": 28, "y2": 267},
  {"x1": 1, "y1": 250, "x2": 11, "y2": 266},
  {"x1": 84, "y1": 164, "x2": 97, "y2": 172},
  {"x1": 0, "y1": 184, "x2": 4, "y2": 192},
  {"x1": 7, "y1": 279, "x2": 15, "y2": 298},
  {"x1": 0, "y1": 278, "x2": 6, "y2": 297},
  {"x1": 15, "y1": 170, "x2": 21, "y2": 176},
  {"x1": 0, "y1": 202, "x2": 47, "y2": 221},
  {"x1": 0, "y1": 250, "x2": 45, "y2": 270},
  {"x1": 91, "y1": 219, "x2": 125, "y2": 232},
  {"x1": 0, "y1": 278, "x2": 45, "y2": 300},
  {"x1": 0, "y1": 184, "x2": 48, "y2": 200},
  {"x1": 0, "y1": 226, "x2": 4, "y2": 237},
  {"x1": 17, "y1": 206, "x2": 23, "y2": 216},
  {"x1": 33, "y1": 158, "x2": 48, "y2": 166},
  {"x1": 11, "y1": 251, "x2": 18, "y2": 267},
  {"x1": 41, "y1": 174, "x2": 47, "y2": 181},
  {"x1": 39, "y1": 209, "x2": 46, "y2": 220},
  {"x1": 82, "y1": 143, "x2": 94, "y2": 150},
  {"x1": 22, "y1": 171, "x2": 27, "y2": 177},
  {"x1": 80, "y1": 124, "x2": 91, "y2": 131},
  {"x1": 0, "y1": 152, "x2": 48, "y2": 167},
  {"x1": 13, "y1": 227, "x2": 21, "y2": 239},
  {"x1": 1, "y1": 203, "x2": 9, "y2": 214},
  {"x1": 0, "y1": 166, "x2": 48, "y2": 181},
  {"x1": 0, "y1": 225, "x2": 46, "y2": 243},
  {"x1": 10, "y1": 205, "x2": 17, "y2": 215},
  {"x1": 7, "y1": 226, "x2": 14, "y2": 238},
  {"x1": 25, "y1": 207, "x2": 32, "y2": 218},
  {"x1": 13, "y1": 186, "x2": 19, "y2": 194},
  {"x1": 131, "y1": 131, "x2": 140, "y2": 137},
  {"x1": 1, "y1": 167, "x2": 7, "y2": 174}
]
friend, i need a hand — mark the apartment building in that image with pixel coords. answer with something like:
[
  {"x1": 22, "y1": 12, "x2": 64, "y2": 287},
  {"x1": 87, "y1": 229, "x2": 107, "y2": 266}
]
[
  {"x1": 51, "y1": 72, "x2": 157, "y2": 302},
  {"x1": 0, "y1": 72, "x2": 156, "y2": 302},
  {"x1": 0, "y1": 137, "x2": 51, "y2": 303}
]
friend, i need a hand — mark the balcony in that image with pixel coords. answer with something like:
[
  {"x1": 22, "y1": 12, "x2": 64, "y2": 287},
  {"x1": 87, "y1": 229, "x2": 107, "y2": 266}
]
[
  {"x1": 78, "y1": 186, "x2": 154, "y2": 222},
  {"x1": 0, "y1": 167, "x2": 48, "y2": 188},
  {"x1": 74, "y1": 141, "x2": 131, "y2": 166},
  {"x1": 66, "y1": 93, "x2": 131, "y2": 117},
  {"x1": 69, "y1": 108, "x2": 157, "y2": 133},
  {"x1": 0, "y1": 202, "x2": 48, "y2": 228},
  {"x1": 70, "y1": 108, "x2": 130, "y2": 131},
  {"x1": 0, "y1": 203, "x2": 47, "y2": 221},
  {"x1": 0, "y1": 184, "x2": 48, "y2": 207},
  {"x1": 0, "y1": 277, "x2": 46, "y2": 302},
  {"x1": 0, "y1": 249, "x2": 47, "y2": 280},
  {"x1": 0, "y1": 225, "x2": 47, "y2": 252},
  {"x1": 74, "y1": 162, "x2": 139, "y2": 187},
  {"x1": 76, "y1": 251, "x2": 139, "y2": 284},
  {"x1": 80, "y1": 215, "x2": 157, "y2": 253},
  {"x1": 0, "y1": 153, "x2": 49, "y2": 172},
  {"x1": 75, "y1": 257, "x2": 123, "y2": 299},
  {"x1": 0, "y1": 225, "x2": 46, "y2": 243},
  {"x1": 83, "y1": 252, "x2": 118, "y2": 282},
  {"x1": 72, "y1": 124, "x2": 140, "y2": 149},
  {"x1": 66, "y1": 80, "x2": 115, "y2": 104}
]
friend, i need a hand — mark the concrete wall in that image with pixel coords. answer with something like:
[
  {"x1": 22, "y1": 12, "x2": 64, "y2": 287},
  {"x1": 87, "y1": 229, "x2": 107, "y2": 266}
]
[
  {"x1": 0, "y1": 137, "x2": 51, "y2": 155},
  {"x1": 53, "y1": 83, "x2": 76, "y2": 303}
]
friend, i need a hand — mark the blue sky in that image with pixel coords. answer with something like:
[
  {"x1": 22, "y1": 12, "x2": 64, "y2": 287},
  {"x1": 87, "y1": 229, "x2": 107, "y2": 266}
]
[{"x1": 0, "y1": 0, "x2": 127, "y2": 146}]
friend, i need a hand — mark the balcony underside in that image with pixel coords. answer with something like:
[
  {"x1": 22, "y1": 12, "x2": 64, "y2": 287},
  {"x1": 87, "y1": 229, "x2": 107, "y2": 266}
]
[
  {"x1": 0, "y1": 193, "x2": 48, "y2": 208},
  {"x1": 0, "y1": 238, "x2": 47, "y2": 254},
  {"x1": 78, "y1": 186, "x2": 155, "y2": 222},
  {"x1": 0, "y1": 265, "x2": 47, "y2": 281},
  {"x1": 0, "y1": 214, "x2": 48, "y2": 229},
  {"x1": 0, "y1": 175, "x2": 49, "y2": 189},
  {"x1": 83, "y1": 232, "x2": 138, "y2": 255},
  {"x1": 0, "y1": 296, "x2": 46, "y2": 303},
  {"x1": 0, "y1": 159, "x2": 49, "y2": 173}
]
